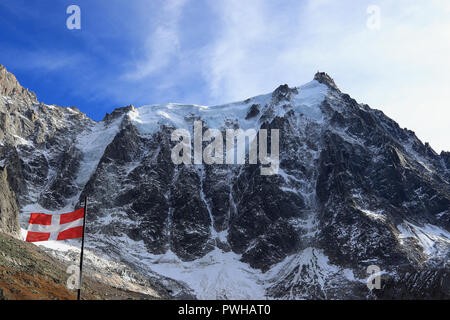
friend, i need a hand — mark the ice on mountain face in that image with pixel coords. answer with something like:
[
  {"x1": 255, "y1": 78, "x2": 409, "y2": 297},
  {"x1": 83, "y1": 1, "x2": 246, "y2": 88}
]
[
  {"x1": 128, "y1": 104, "x2": 191, "y2": 134},
  {"x1": 148, "y1": 248, "x2": 266, "y2": 300},
  {"x1": 129, "y1": 102, "x2": 264, "y2": 135},
  {"x1": 397, "y1": 221, "x2": 450, "y2": 258},
  {"x1": 87, "y1": 231, "x2": 266, "y2": 299},
  {"x1": 127, "y1": 81, "x2": 327, "y2": 136},
  {"x1": 264, "y1": 247, "x2": 357, "y2": 299},
  {"x1": 75, "y1": 116, "x2": 123, "y2": 187},
  {"x1": 290, "y1": 81, "x2": 328, "y2": 122},
  {"x1": 357, "y1": 207, "x2": 387, "y2": 222}
]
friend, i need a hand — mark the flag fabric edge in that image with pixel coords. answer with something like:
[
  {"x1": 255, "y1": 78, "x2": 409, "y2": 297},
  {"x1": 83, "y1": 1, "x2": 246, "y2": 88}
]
[{"x1": 25, "y1": 208, "x2": 85, "y2": 242}]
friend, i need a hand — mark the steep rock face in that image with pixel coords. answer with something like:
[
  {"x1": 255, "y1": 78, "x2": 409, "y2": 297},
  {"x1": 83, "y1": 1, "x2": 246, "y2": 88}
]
[
  {"x1": 0, "y1": 65, "x2": 36, "y2": 104},
  {"x1": 375, "y1": 265, "x2": 450, "y2": 299},
  {"x1": 0, "y1": 64, "x2": 449, "y2": 299},
  {"x1": 0, "y1": 65, "x2": 96, "y2": 209},
  {"x1": 0, "y1": 167, "x2": 20, "y2": 238}
]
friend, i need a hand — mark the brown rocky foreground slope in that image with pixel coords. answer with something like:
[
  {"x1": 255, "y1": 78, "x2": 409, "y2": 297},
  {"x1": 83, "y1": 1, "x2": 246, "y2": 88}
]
[{"x1": 0, "y1": 232, "x2": 166, "y2": 300}]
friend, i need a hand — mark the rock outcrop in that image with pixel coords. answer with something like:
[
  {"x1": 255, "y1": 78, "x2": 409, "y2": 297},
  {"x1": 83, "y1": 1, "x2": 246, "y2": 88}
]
[
  {"x1": 0, "y1": 64, "x2": 37, "y2": 103},
  {"x1": 0, "y1": 166, "x2": 20, "y2": 239}
]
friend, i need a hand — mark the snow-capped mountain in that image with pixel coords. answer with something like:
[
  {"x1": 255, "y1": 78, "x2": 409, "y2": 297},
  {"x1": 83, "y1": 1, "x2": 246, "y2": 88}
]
[{"x1": 1, "y1": 64, "x2": 449, "y2": 299}]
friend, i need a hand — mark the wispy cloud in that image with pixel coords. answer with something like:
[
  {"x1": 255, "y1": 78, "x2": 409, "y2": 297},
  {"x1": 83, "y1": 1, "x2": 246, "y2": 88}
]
[
  {"x1": 1, "y1": 0, "x2": 448, "y2": 152},
  {"x1": 5, "y1": 49, "x2": 83, "y2": 73},
  {"x1": 124, "y1": 0, "x2": 189, "y2": 80},
  {"x1": 195, "y1": 0, "x2": 450, "y2": 152},
  {"x1": 201, "y1": 0, "x2": 301, "y2": 103}
]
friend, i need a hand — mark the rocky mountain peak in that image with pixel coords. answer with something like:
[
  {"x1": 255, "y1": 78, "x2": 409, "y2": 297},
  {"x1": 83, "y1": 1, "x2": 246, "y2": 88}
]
[
  {"x1": 314, "y1": 71, "x2": 340, "y2": 91},
  {"x1": 103, "y1": 105, "x2": 136, "y2": 122},
  {"x1": 0, "y1": 64, "x2": 37, "y2": 103},
  {"x1": 272, "y1": 84, "x2": 298, "y2": 104}
]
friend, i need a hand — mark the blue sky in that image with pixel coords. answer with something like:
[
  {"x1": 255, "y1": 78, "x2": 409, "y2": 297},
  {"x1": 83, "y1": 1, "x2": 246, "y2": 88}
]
[{"x1": 0, "y1": 0, "x2": 449, "y2": 152}]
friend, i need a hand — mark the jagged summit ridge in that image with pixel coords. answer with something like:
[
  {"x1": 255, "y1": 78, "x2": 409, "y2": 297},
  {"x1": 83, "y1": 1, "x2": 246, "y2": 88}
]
[{"x1": 125, "y1": 79, "x2": 328, "y2": 136}]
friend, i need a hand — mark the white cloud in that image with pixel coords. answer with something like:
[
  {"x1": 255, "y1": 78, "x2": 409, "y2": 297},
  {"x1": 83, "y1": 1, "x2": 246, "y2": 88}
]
[
  {"x1": 124, "y1": 0, "x2": 188, "y2": 80},
  {"x1": 198, "y1": 0, "x2": 450, "y2": 152},
  {"x1": 4, "y1": 48, "x2": 83, "y2": 73},
  {"x1": 202, "y1": 0, "x2": 297, "y2": 103},
  {"x1": 14, "y1": 0, "x2": 444, "y2": 152}
]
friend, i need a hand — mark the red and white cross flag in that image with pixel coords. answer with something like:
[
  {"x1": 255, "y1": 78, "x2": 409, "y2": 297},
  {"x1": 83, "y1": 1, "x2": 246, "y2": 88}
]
[{"x1": 25, "y1": 208, "x2": 85, "y2": 242}]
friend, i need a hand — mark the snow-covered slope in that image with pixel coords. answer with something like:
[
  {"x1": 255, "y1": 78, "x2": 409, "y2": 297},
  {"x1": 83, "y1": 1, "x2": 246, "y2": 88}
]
[{"x1": 127, "y1": 80, "x2": 327, "y2": 135}]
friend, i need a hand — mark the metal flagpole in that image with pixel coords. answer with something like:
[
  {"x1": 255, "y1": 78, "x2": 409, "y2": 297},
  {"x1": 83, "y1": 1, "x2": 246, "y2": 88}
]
[{"x1": 77, "y1": 196, "x2": 87, "y2": 301}]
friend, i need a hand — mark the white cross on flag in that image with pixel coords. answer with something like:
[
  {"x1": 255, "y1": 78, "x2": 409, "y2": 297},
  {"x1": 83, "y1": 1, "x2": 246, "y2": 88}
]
[{"x1": 25, "y1": 208, "x2": 85, "y2": 242}]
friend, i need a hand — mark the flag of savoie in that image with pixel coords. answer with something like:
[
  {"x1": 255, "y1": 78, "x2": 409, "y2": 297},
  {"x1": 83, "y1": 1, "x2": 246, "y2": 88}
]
[{"x1": 26, "y1": 208, "x2": 85, "y2": 242}]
